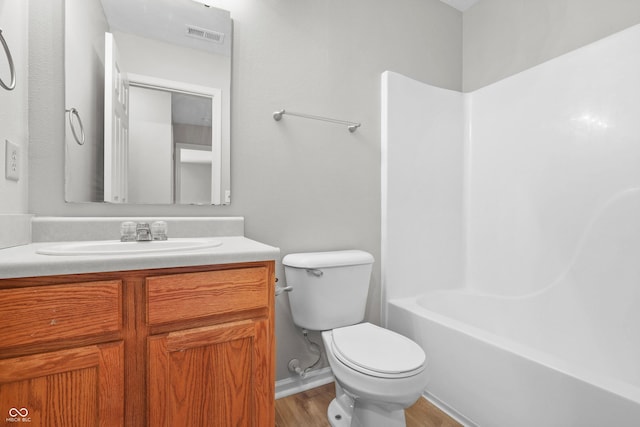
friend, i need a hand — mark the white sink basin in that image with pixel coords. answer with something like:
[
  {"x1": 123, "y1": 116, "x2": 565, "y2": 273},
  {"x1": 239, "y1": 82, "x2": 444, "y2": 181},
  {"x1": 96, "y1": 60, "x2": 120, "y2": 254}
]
[{"x1": 36, "y1": 238, "x2": 223, "y2": 256}]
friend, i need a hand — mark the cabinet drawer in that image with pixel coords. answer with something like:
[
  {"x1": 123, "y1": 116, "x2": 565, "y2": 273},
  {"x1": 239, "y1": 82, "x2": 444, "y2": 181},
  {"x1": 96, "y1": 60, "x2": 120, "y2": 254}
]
[
  {"x1": 0, "y1": 280, "x2": 123, "y2": 350},
  {"x1": 146, "y1": 267, "x2": 269, "y2": 326}
]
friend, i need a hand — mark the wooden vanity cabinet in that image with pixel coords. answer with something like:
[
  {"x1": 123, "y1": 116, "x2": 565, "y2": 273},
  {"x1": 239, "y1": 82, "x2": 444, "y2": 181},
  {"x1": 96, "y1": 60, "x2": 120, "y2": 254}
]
[
  {"x1": 0, "y1": 342, "x2": 125, "y2": 427},
  {"x1": 0, "y1": 279, "x2": 125, "y2": 427},
  {"x1": 0, "y1": 261, "x2": 276, "y2": 427},
  {"x1": 145, "y1": 265, "x2": 275, "y2": 426}
]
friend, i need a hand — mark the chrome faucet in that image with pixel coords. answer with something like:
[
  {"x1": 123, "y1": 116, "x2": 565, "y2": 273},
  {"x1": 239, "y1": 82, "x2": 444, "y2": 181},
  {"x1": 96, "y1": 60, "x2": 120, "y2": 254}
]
[
  {"x1": 121, "y1": 221, "x2": 167, "y2": 242},
  {"x1": 135, "y1": 223, "x2": 152, "y2": 241}
]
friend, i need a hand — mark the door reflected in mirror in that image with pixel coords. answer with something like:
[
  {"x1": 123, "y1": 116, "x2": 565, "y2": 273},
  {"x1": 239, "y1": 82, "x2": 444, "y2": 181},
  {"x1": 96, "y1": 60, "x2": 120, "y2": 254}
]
[
  {"x1": 123, "y1": 80, "x2": 220, "y2": 205},
  {"x1": 64, "y1": 0, "x2": 231, "y2": 205}
]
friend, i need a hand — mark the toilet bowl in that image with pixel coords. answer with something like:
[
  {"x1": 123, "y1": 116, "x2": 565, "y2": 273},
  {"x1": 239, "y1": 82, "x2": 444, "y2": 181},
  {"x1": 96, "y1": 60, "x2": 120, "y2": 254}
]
[
  {"x1": 322, "y1": 323, "x2": 428, "y2": 427},
  {"x1": 282, "y1": 250, "x2": 429, "y2": 427}
]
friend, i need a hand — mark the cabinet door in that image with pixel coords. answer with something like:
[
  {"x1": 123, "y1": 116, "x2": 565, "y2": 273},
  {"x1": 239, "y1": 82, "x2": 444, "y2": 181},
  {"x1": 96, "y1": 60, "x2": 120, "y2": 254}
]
[
  {"x1": 148, "y1": 319, "x2": 274, "y2": 427},
  {"x1": 0, "y1": 342, "x2": 124, "y2": 427}
]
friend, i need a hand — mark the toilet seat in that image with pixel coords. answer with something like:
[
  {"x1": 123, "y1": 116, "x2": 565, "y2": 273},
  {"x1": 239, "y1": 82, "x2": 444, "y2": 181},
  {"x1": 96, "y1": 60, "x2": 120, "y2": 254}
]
[{"x1": 330, "y1": 323, "x2": 426, "y2": 379}]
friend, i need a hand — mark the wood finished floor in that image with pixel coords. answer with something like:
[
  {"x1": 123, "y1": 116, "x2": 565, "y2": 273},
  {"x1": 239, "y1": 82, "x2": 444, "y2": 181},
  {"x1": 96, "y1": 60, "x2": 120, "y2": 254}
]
[{"x1": 275, "y1": 382, "x2": 462, "y2": 427}]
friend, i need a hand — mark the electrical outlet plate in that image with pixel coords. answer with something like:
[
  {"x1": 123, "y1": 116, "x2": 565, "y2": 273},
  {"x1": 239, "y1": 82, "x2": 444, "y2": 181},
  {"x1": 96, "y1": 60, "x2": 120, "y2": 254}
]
[{"x1": 5, "y1": 139, "x2": 19, "y2": 181}]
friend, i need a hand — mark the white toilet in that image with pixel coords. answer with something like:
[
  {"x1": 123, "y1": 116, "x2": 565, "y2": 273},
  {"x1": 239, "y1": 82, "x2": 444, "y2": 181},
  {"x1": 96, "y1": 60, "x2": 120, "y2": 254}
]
[{"x1": 283, "y1": 250, "x2": 428, "y2": 427}]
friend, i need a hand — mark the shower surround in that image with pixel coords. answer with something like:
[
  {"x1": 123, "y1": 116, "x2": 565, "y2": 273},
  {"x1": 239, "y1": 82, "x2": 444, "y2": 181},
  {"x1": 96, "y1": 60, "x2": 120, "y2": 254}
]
[{"x1": 382, "y1": 23, "x2": 640, "y2": 426}]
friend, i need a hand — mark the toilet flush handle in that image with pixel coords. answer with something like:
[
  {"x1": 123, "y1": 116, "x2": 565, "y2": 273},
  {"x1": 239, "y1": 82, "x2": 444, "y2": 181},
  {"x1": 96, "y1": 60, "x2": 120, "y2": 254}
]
[
  {"x1": 275, "y1": 285, "x2": 293, "y2": 296},
  {"x1": 306, "y1": 268, "x2": 323, "y2": 277}
]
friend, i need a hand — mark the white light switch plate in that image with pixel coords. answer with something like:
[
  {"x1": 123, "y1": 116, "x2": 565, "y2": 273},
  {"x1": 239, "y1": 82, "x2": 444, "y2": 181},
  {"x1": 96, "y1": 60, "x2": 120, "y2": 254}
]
[{"x1": 5, "y1": 140, "x2": 20, "y2": 181}]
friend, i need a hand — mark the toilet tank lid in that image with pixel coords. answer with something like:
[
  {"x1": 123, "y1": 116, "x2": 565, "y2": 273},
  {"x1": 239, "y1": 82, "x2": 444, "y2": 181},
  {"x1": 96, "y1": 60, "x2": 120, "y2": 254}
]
[{"x1": 283, "y1": 250, "x2": 374, "y2": 269}]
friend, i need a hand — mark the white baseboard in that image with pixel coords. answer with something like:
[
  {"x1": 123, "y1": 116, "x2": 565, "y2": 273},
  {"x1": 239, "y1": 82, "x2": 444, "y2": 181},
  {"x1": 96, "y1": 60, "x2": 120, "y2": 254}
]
[
  {"x1": 423, "y1": 391, "x2": 478, "y2": 427},
  {"x1": 275, "y1": 367, "x2": 334, "y2": 399}
]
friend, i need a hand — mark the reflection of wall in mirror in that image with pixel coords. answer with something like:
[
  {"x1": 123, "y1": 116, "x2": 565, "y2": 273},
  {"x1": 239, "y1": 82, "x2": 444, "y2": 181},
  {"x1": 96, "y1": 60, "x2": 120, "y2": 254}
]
[
  {"x1": 179, "y1": 158, "x2": 212, "y2": 204},
  {"x1": 114, "y1": 31, "x2": 231, "y2": 91},
  {"x1": 174, "y1": 125, "x2": 213, "y2": 204},
  {"x1": 64, "y1": 0, "x2": 108, "y2": 202},
  {"x1": 173, "y1": 124, "x2": 212, "y2": 149},
  {"x1": 128, "y1": 86, "x2": 173, "y2": 204}
]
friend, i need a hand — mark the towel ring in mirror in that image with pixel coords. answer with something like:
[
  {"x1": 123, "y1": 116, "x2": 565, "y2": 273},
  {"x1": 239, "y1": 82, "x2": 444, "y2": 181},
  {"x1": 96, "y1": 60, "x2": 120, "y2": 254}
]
[
  {"x1": 0, "y1": 29, "x2": 16, "y2": 91},
  {"x1": 66, "y1": 107, "x2": 86, "y2": 145}
]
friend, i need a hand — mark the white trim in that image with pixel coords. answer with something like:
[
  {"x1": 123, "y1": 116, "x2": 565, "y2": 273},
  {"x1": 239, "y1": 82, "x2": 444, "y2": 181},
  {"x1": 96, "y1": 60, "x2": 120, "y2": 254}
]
[
  {"x1": 275, "y1": 367, "x2": 334, "y2": 400},
  {"x1": 423, "y1": 391, "x2": 478, "y2": 427},
  {"x1": 380, "y1": 71, "x2": 390, "y2": 326},
  {"x1": 127, "y1": 73, "x2": 219, "y2": 98},
  {"x1": 177, "y1": 144, "x2": 212, "y2": 164}
]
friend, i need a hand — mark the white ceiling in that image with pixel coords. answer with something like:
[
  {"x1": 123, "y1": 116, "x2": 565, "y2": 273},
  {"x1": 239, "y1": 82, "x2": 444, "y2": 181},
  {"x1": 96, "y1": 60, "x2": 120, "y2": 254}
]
[{"x1": 439, "y1": 0, "x2": 481, "y2": 12}]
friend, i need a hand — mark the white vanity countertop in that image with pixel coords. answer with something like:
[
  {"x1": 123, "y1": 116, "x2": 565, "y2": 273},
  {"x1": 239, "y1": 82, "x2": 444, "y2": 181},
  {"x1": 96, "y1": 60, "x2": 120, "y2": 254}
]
[{"x1": 0, "y1": 236, "x2": 280, "y2": 279}]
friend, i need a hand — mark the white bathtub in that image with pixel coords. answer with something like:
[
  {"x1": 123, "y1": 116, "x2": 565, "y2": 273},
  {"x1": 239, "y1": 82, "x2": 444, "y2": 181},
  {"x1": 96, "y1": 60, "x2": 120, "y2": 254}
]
[
  {"x1": 388, "y1": 288, "x2": 640, "y2": 426},
  {"x1": 386, "y1": 189, "x2": 640, "y2": 426}
]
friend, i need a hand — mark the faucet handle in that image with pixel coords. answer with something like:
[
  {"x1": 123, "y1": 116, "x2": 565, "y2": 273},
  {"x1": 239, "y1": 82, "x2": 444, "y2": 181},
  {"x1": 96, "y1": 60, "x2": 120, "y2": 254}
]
[
  {"x1": 136, "y1": 223, "x2": 152, "y2": 241},
  {"x1": 151, "y1": 221, "x2": 168, "y2": 241},
  {"x1": 120, "y1": 221, "x2": 137, "y2": 242}
]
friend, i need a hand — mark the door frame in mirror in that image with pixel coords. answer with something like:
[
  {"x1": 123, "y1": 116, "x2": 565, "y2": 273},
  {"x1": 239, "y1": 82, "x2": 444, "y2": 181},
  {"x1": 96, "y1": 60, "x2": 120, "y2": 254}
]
[{"x1": 124, "y1": 73, "x2": 224, "y2": 205}]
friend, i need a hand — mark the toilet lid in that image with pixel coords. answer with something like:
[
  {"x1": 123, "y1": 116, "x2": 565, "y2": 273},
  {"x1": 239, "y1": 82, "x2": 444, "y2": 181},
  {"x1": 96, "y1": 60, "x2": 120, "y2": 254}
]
[{"x1": 331, "y1": 323, "x2": 426, "y2": 379}]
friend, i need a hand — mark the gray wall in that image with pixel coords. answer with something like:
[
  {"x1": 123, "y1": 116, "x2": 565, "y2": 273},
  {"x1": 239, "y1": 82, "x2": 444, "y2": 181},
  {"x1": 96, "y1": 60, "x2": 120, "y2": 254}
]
[
  {"x1": 28, "y1": 0, "x2": 462, "y2": 380},
  {"x1": 1, "y1": 0, "x2": 29, "y2": 215},
  {"x1": 463, "y1": 0, "x2": 640, "y2": 91},
  {"x1": 0, "y1": 0, "x2": 30, "y2": 249}
]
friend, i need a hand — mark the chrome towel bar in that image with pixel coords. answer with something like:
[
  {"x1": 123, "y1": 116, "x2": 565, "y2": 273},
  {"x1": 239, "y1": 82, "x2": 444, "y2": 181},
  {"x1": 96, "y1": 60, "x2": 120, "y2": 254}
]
[{"x1": 273, "y1": 109, "x2": 361, "y2": 133}]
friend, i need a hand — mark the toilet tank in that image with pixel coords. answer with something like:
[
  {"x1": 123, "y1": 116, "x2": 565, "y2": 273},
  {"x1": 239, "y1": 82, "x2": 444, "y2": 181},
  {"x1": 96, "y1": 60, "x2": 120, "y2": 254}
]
[{"x1": 282, "y1": 250, "x2": 374, "y2": 331}]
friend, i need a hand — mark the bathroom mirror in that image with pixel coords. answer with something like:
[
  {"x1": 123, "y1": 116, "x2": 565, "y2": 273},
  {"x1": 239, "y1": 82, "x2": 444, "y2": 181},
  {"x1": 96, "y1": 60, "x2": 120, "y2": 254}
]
[{"x1": 64, "y1": 0, "x2": 231, "y2": 205}]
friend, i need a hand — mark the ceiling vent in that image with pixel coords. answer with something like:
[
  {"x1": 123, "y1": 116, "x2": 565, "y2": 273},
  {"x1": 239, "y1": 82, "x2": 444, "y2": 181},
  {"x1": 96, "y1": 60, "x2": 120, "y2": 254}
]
[{"x1": 185, "y1": 25, "x2": 225, "y2": 44}]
